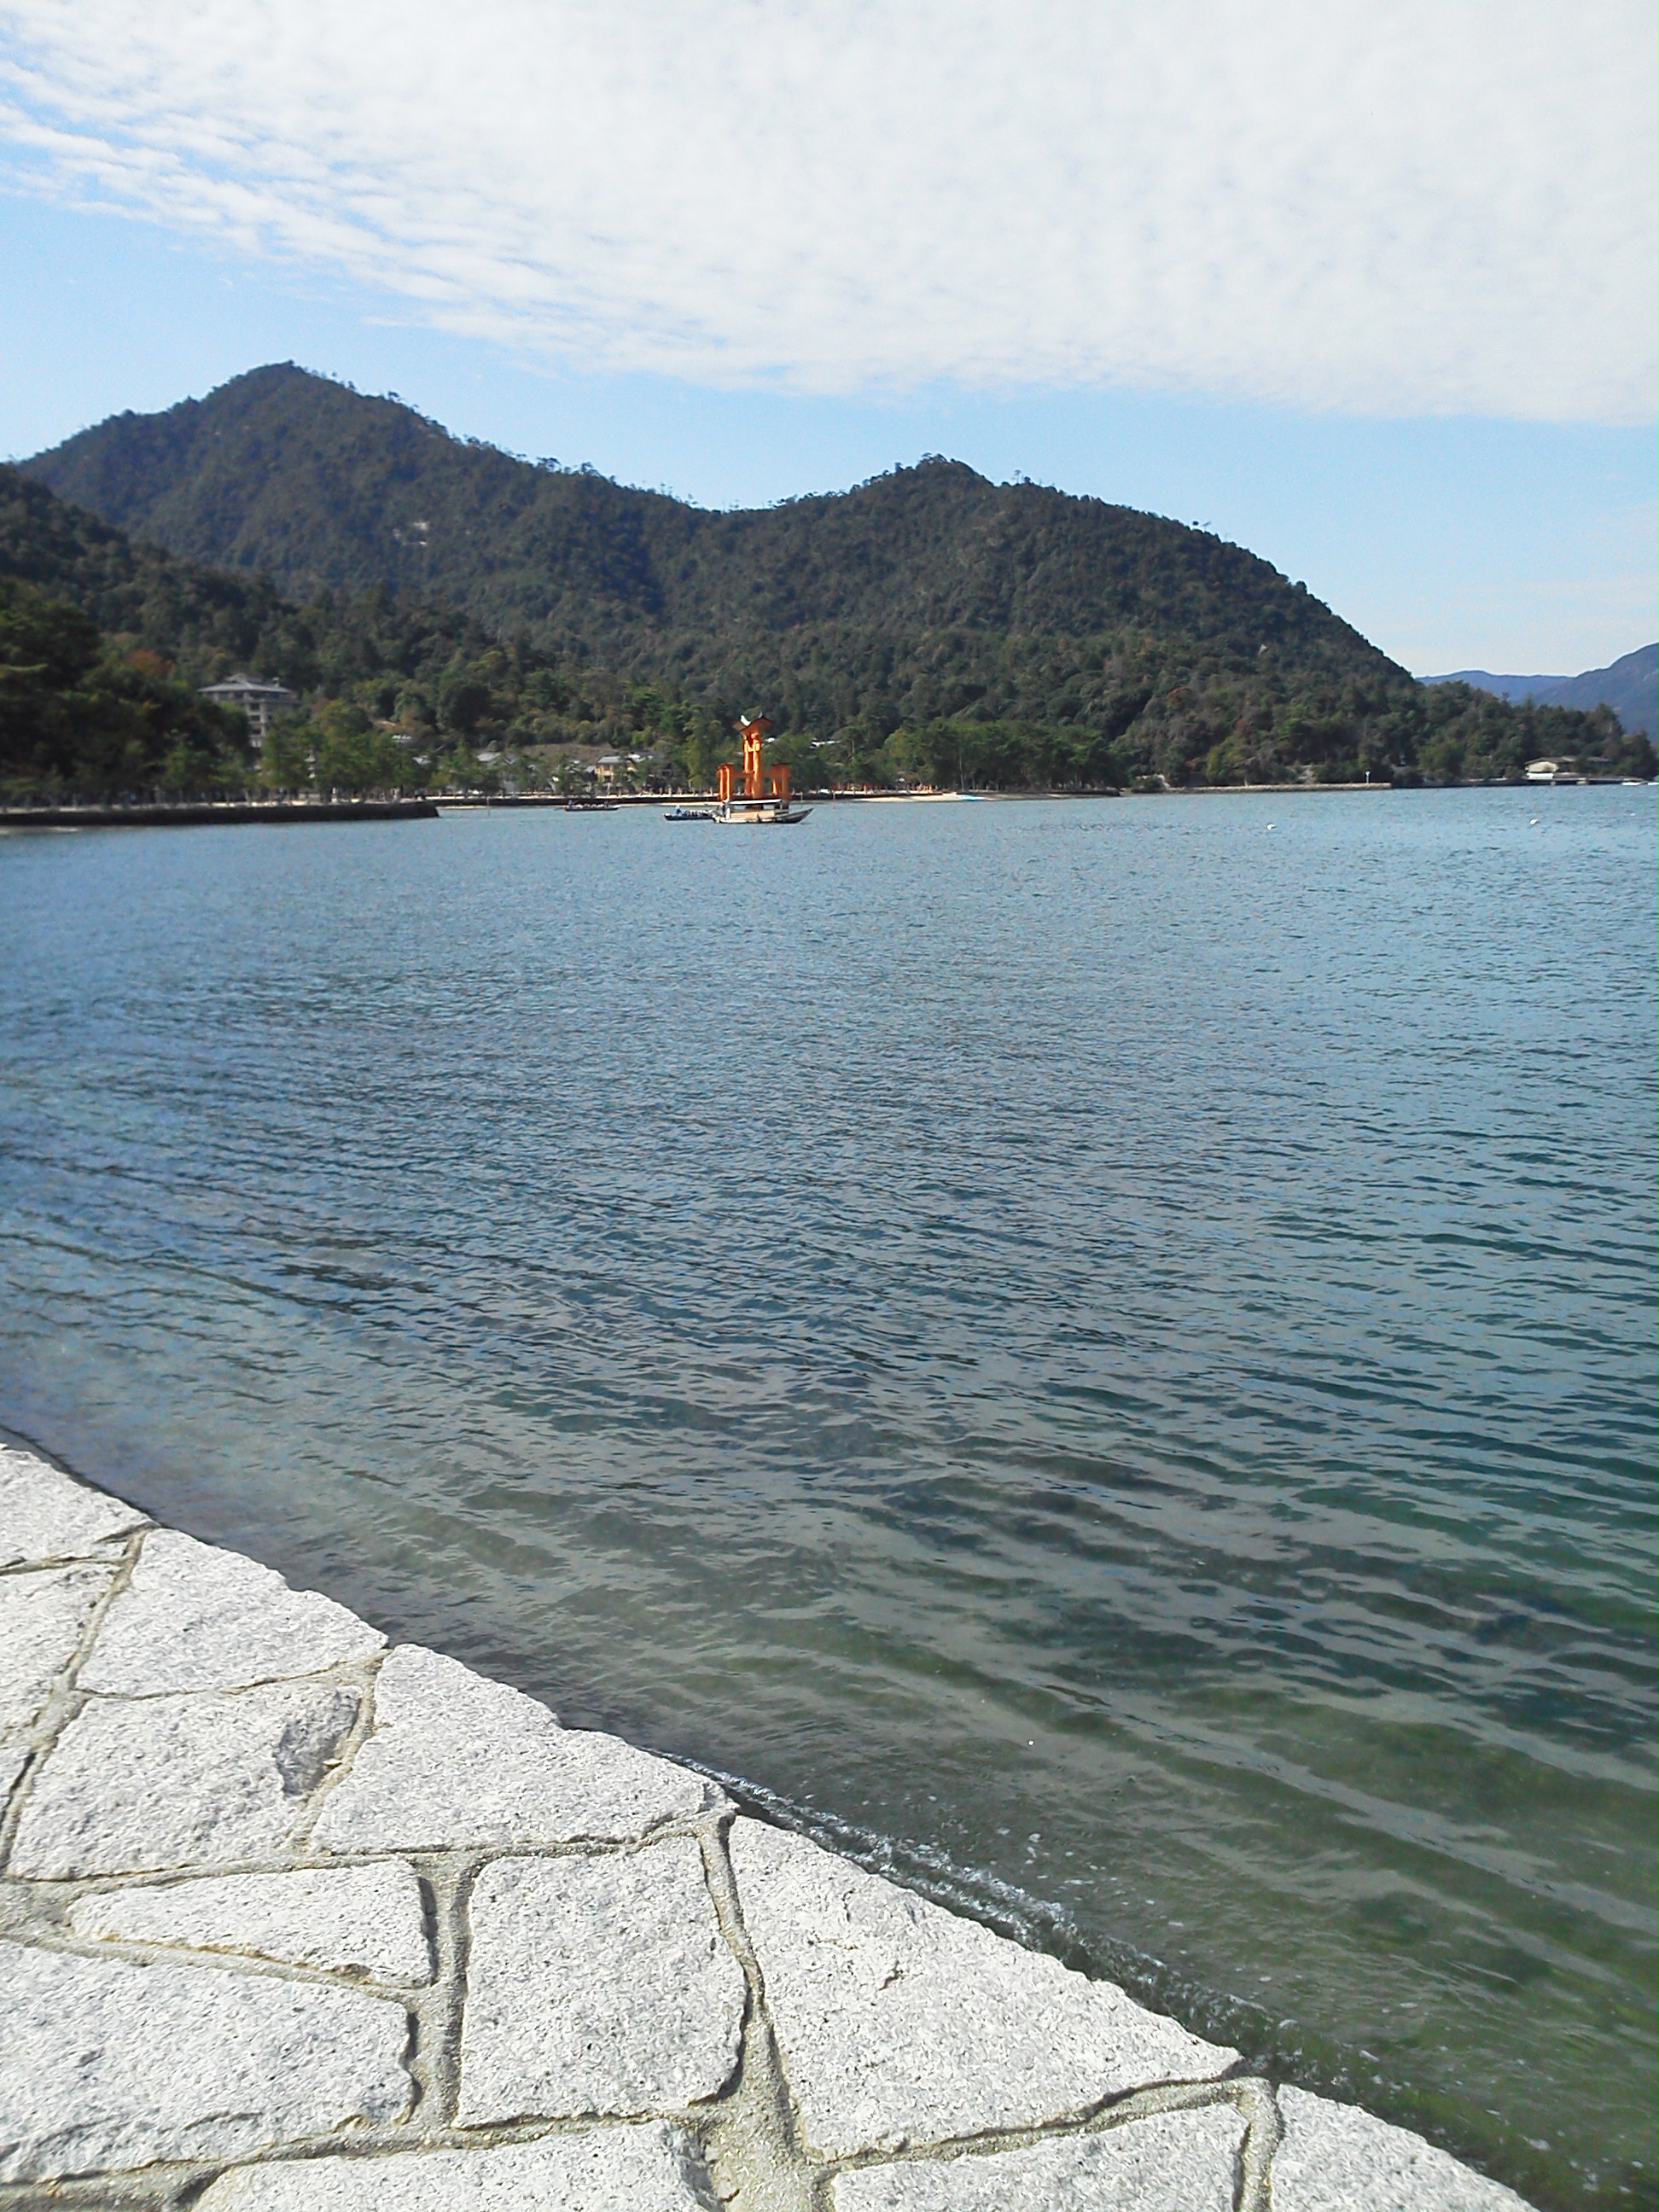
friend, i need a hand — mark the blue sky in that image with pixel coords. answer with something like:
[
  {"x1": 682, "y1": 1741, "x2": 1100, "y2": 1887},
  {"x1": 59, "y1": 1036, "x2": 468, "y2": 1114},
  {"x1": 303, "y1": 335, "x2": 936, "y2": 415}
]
[{"x1": 3, "y1": 0, "x2": 1652, "y2": 678}]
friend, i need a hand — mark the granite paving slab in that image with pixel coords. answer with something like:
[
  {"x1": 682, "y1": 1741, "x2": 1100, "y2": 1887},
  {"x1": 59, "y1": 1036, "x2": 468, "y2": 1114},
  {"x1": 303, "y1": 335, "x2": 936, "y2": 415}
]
[
  {"x1": 79, "y1": 1528, "x2": 384, "y2": 1694},
  {"x1": 457, "y1": 1842, "x2": 746, "y2": 2123},
  {"x1": 67, "y1": 1862, "x2": 434, "y2": 1983},
  {"x1": 0, "y1": 1560, "x2": 114, "y2": 1745},
  {"x1": 0, "y1": 1442, "x2": 1540, "y2": 2211},
  {"x1": 0, "y1": 1443, "x2": 146, "y2": 1567},
  {"x1": 729, "y1": 1817, "x2": 1235, "y2": 2158},
  {"x1": 193, "y1": 2124, "x2": 713, "y2": 2209},
  {"x1": 9, "y1": 1678, "x2": 360, "y2": 1877},
  {"x1": 1272, "y1": 2085, "x2": 1533, "y2": 2210},
  {"x1": 0, "y1": 1742, "x2": 27, "y2": 1818},
  {"x1": 3, "y1": 1560, "x2": 67, "y2": 1821},
  {"x1": 831, "y1": 2103, "x2": 1248, "y2": 2209},
  {"x1": 309, "y1": 1643, "x2": 719, "y2": 1853},
  {"x1": 0, "y1": 1939, "x2": 410, "y2": 2183}
]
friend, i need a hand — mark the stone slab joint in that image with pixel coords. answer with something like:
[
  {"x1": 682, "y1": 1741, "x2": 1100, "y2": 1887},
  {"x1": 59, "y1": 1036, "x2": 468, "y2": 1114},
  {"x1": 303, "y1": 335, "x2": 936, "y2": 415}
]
[{"x1": 0, "y1": 1442, "x2": 1536, "y2": 2212}]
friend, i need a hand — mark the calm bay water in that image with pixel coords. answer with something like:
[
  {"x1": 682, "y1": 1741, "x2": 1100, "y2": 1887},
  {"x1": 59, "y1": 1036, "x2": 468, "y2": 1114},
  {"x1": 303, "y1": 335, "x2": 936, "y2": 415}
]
[{"x1": 0, "y1": 789, "x2": 1652, "y2": 2207}]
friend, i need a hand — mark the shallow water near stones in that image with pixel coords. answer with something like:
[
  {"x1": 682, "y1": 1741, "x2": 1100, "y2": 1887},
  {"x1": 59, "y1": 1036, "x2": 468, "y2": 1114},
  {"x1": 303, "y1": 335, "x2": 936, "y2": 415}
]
[{"x1": 0, "y1": 788, "x2": 1652, "y2": 2209}]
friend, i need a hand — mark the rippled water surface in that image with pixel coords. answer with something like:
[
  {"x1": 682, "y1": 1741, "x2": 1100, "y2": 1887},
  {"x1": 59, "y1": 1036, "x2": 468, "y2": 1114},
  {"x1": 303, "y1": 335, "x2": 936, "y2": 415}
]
[{"x1": 1, "y1": 790, "x2": 1653, "y2": 2206}]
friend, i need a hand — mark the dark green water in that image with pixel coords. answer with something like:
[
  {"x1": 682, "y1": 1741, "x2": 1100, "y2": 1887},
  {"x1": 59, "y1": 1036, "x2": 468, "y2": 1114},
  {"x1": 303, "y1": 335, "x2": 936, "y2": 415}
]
[{"x1": 0, "y1": 789, "x2": 1652, "y2": 2207}]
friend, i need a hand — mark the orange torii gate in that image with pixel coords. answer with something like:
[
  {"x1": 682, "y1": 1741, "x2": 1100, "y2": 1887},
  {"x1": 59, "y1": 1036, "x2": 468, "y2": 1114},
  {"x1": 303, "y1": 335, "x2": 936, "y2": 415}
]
[{"x1": 717, "y1": 714, "x2": 791, "y2": 804}]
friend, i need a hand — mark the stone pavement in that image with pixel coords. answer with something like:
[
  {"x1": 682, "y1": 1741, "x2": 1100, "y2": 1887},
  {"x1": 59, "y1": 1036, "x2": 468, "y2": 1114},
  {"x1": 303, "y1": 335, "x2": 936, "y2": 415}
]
[{"x1": 0, "y1": 1443, "x2": 1534, "y2": 2210}]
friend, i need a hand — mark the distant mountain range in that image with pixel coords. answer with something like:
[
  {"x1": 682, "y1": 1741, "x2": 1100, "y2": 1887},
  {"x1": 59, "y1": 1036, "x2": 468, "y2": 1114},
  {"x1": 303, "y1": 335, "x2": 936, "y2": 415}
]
[
  {"x1": 1426, "y1": 645, "x2": 1656, "y2": 740},
  {"x1": 13, "y1": 364, "x2": 1653, "y2": 791}
]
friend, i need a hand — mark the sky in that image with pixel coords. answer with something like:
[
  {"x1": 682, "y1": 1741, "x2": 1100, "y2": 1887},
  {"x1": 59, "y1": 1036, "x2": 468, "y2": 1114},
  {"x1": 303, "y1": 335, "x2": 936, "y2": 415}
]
[{"x1": 2, "y1": 0, "x2": 1654, "y2": 675}]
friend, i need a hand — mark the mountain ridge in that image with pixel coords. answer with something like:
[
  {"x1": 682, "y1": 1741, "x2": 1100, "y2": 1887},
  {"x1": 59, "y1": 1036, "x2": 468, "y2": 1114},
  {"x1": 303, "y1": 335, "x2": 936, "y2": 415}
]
[
  {"x1": 1433, "y1": 668, "x2": 1569, "y2": 690},
  {"x1": 1425, "y1": 646, "x2": 1656, "y2": 739},
  {"x1": 17, "y1": 365, "x2": 1652, "y2": 790},
  {"x1": 25, "y1": 364, "x2": 1379, "y2": 666},
  {"x1": 21, "y1": 364, "x2": 1403, "y2": 707}
]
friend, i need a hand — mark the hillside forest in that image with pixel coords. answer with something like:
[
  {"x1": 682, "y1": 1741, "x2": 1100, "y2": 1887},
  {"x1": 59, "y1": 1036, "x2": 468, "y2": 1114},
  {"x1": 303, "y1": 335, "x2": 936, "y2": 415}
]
[{"x1": 5, "y1": 371, "x2": 1652, "y2": 802}]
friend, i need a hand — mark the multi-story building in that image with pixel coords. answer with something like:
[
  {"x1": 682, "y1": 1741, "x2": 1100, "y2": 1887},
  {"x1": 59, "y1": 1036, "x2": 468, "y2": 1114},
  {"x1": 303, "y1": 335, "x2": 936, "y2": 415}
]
[{"x1": 197, "y1": 674, "x2": 299, "y2": 748}]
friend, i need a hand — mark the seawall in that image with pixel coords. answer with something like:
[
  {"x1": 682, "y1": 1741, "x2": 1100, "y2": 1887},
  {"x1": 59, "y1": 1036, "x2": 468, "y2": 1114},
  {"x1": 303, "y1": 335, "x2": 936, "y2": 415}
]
[
  {"x1": 0, "y1": 1441, "x2": 1534, "y2": 2210},
  {"x1": 0, "y1": 800, "x2": 439, "y2": 830}
]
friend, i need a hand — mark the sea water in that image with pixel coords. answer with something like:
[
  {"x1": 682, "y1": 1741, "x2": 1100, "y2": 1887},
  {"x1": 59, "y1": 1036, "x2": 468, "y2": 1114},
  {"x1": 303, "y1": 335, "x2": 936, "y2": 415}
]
[{"x1": 0, "y1": 789, "x2": 1652, "y2": 2209}]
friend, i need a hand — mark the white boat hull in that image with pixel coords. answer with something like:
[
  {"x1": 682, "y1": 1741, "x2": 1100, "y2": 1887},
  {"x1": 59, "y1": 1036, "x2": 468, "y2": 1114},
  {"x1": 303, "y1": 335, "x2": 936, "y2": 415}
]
[{"x1": 711, "y1": 802, "x2": 812, "y2": 824}]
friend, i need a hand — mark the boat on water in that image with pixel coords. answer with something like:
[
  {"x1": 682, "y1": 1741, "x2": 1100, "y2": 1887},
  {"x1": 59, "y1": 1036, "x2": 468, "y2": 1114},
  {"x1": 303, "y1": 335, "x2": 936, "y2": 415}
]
[
  {"x1": 853, "y1": 789, "x2": 975, "y2": 803},
  {"x1": 711, "y1": 795, "x2": 812, "y2": 825},
  {"x1": 565, "y1": 795, "x2": 618, "y2": 812},
  {"x1": 663, "y1": 803, "x2": 715, "y2": 821}
]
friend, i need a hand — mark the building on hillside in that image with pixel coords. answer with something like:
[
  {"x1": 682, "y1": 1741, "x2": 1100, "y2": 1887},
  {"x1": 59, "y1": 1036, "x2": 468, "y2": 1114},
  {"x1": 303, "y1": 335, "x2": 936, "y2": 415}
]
[
  {"x1": 197, "y1": 674, "x2": 298, "y2": 747},
  {"x1": 593, "y1": 754, "x2": 649, "y2": 787}
]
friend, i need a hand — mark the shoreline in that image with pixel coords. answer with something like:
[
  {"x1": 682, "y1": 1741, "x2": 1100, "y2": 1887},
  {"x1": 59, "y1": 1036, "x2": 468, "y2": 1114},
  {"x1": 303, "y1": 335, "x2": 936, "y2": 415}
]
[
  {"x1": 0, "y1": 1435, "x2": 1534, "y2": 2209},
  {"x1": 3, "y1": 781, "x2": 1646, "y2": 832}
]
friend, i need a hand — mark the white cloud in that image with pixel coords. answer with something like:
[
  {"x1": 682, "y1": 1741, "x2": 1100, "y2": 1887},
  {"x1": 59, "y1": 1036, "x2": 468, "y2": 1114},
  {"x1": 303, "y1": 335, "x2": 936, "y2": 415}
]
[{"x1": 0, "y1": 0, "x2": 1652, "y2": 420}]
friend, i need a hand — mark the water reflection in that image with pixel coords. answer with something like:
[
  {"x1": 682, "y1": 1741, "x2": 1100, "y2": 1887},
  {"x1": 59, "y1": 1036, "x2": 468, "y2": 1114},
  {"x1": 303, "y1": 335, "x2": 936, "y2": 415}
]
[{"x1": 0, "y1": 788, "x2": 1652, "y2": 2209}]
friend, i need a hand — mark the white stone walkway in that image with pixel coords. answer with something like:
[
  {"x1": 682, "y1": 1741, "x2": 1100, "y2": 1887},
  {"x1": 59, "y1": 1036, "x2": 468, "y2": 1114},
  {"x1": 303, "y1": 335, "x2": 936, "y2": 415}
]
[{"x1": 0, "y1": 1443, "x2": 1534, "y2": 2210}]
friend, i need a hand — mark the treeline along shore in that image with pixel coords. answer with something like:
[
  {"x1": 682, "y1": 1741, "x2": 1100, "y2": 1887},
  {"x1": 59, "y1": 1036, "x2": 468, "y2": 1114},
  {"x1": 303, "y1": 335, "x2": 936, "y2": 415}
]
[{"x1": 3, "y1": 366, "x2": 1652, "y2": 807}]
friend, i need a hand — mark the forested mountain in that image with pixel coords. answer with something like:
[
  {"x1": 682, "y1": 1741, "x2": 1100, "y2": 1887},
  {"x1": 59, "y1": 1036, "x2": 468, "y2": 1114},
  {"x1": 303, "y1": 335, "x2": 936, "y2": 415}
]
[
  {"x1": 1541, "y1": 645, "x2": 1656, "y2": 736},
  {"x1": 0, "y1": 470, "x2": 255, "y2": 800},
  {"x1": 0, "y1": 465, "x2": 707, "y2": 799},
  {"x1": 26, "y1": 364, "x2": 1387, "y2": 674},
  {"x1": 1431, "y1": 646, "x2": 1656, "y2": 739},
  {"x1": 2, "y1": 462, "x2": 575, "y2": 707},
  {"x1": 15, "y1": 366, "x2": 1652, "y2": 794}
]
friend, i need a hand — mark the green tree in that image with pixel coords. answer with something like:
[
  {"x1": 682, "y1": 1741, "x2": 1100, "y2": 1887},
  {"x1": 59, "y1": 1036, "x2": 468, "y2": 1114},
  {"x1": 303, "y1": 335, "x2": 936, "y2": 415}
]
[
  {"x1": 0, "y1": 579, "x2": 251, "y2": 800},
  {"x1": 260, "y1": 717, "x2": 313, "y2": 792},
  {"x1": 434, "y1": 742, "x2": 498, "y2": 794},
  {"x1": 439, "y1": 673, "x2": 493, "y2": 736},
  {"x1": 314, "y1": 719, "x2": 408, "y2": 794}
]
